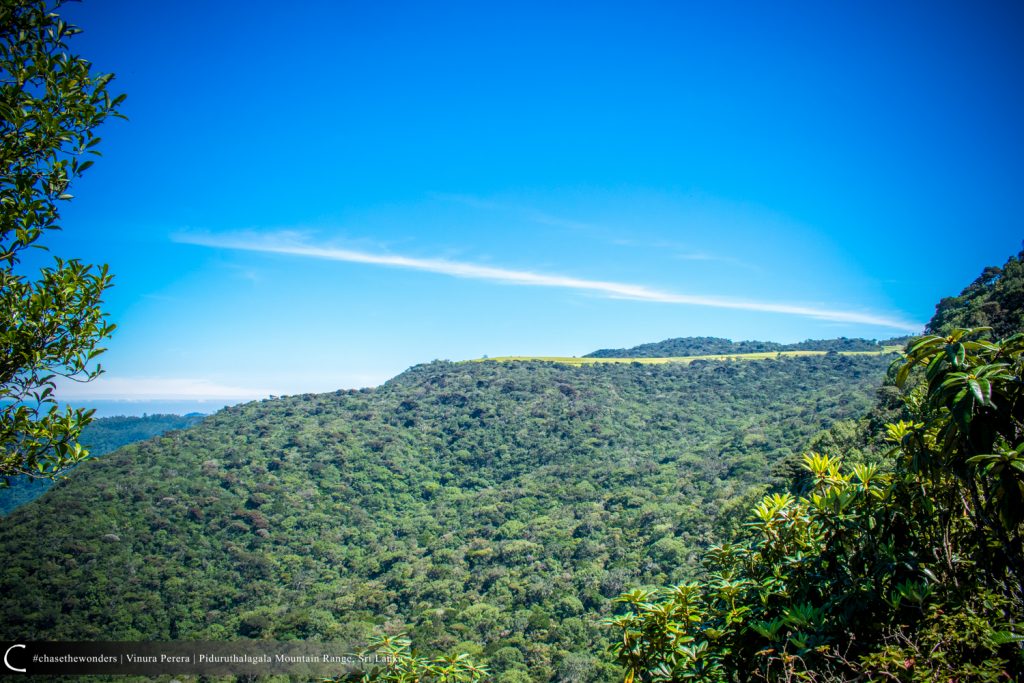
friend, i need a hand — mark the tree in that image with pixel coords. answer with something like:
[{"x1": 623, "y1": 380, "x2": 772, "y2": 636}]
[
  {"x1": 0, "y1": 0, "x2": 124, "y2": 480},
  {"x1": 608, "y1": 328, "x2": 1024, "y2": 681},
  {"x1": 328, "y1": 634, "x2": 490, "y2": 683},
  {"x1": 928, "y1": 250, "x2": 1024, "y2": 338}
]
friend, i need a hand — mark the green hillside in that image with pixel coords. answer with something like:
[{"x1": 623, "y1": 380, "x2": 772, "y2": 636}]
[
  {"x1": 928, "y1": 250, "x2": 1024, "y2": 337},
  {"x1": 603, "y1": 252, "x2": 1024, "y2": 682},
  {"x1": 0, "y1": 353, "x2": 892, "y2": 681},
  {"x1": 0, "y1": 413, "x2": 205, "y2": 516},
  {"x1": 3, "y1": 252, "x2": 1020, "y2": 681}
]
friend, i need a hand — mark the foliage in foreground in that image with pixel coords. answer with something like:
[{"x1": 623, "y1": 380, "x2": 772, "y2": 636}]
[
  {"x1": 608, "y1": 327, "x2": 1024, "y2": 681},
  {"x1": 328, "y1": 635, "x2": 490, "y2": 683},
  {"x1": 0, "y1": 0, "x2": 124, "y2": 480}
]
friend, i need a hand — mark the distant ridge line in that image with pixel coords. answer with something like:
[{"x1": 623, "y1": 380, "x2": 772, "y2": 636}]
[
  {"x1": 472, "y1": 347, "x2": 903, "y2": 366},
  {"x1": 584, "y1": 335, "x2": 913, "y2": 359}
]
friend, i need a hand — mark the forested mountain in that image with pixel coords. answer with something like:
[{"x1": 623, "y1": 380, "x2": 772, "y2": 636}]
[
  {"x1": 6, "y1": 252, "x2": 1021, "y2": 682},
  {"x1": 0, "y1": 353, "x2": 894, "y2": 681},
  {"x1": 605, "y1": 251, "x2": 1024, "y2": 682},
  {"x1": 0, "y1": 413, "x2": 205, "y2": 516},
  {"x1": 585, "y1": 336, "x2": 906, "y2": 358},
  {"x1": 928, "y1": 248, "x2": 1024, "y2": 337}
]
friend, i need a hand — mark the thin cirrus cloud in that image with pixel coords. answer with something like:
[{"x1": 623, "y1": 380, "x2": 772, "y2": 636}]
[
  {"x1": 174, "y1": 231, "x2": 921, "y2": 331},
  {"x1": 430, "y1": 192, "x2": 600, "y2": 233}
]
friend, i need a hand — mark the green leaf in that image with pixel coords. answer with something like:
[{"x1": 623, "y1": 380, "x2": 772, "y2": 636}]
[
  {"x1": 991, "y1": 631, "x2": 1024, "y2": 646},
  {"x1": 968, "y1": 378, "x2": 985, "y2": 404}
]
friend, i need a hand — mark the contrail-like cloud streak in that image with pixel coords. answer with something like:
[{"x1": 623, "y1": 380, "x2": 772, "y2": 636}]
[{"x1": 174, "y1": 232, "x2": 920, "y2": 331}]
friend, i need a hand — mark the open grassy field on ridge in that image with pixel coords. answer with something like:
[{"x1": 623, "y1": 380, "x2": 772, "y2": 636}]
[{"x1": 473, "y1": 346, "x2": 903, "y2": 366}]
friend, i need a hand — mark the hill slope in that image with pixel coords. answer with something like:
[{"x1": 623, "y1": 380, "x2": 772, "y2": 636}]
[
  {"x1": 928, "y1": 248, "x2": 1024, "y2": 337},
  {"x1": 600, "y1": 254, "x2": 1024, "y2": 682},
  {"x1": 0, "y1": 353, "x2": 894, "y2": 680},
  {"x1": 0, "y1": 413, "x2": 206, "y2": 516}
]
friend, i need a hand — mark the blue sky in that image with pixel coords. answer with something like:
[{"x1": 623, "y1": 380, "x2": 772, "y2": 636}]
[{"x1": 41, "y1": 1, "x2": 1024, "y2": 414}]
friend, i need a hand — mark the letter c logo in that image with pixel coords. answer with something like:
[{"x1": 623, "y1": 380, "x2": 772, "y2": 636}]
[{"x1": 4, "y1": 644, "x2": 26, "y2": 673}]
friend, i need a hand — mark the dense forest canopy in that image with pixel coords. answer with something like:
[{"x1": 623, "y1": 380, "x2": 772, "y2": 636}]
[
  {"x1": 0, "y1": 353, "x2": 893, "y2": 681},
  {"x1": 0, "y1": 0, "x2": 1019, "y2": 680},
  {"x1": 928, "y1": 249, "x2": 1024, "y2": 338},
  {"x1": 4, "y1": 251, "x2": 1023, "y2": 681},
  {"x1": 607, "y1": 251, "x2": 1024, "y2": 682}
]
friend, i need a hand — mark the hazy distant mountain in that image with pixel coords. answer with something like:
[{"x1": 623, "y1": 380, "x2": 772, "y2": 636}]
[{"x1": 0, "y1": 413, "x2": 205, "y2": 516}]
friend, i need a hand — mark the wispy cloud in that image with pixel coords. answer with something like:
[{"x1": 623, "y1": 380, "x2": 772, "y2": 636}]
[
  {"x1": 56, "y1": 376, "x2": 274, "y2": 401},
  {"x1": 433, "y1": 192, "x2": 751, "y2": 268},
  {"x1": 174, "y1": 231, "x2": 920, "y2": 331},
  {"x1": 610, "y1": 238, "x2": 758, "y2": 269},
  {"x1": 431, "y1": 192, "x2": 601, "y2": 233}
]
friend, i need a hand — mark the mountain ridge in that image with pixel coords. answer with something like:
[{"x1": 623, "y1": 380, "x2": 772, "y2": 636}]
[
  {"x1": 0, "y1": 352, "x2": 893, "y2": 680},
  {"x1": 585, "y1": 335, "x2": 914, "y2": 359}
]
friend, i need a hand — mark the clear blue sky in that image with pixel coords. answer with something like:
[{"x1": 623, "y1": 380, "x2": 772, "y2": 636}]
[{"x1": 42, "y1": 0, "x2": 1024, "y2": 414}]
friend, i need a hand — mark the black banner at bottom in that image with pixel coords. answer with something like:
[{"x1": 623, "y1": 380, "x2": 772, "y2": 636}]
[{"x1": 0, "y1": 641, "x2": 388, "y2": 676}]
